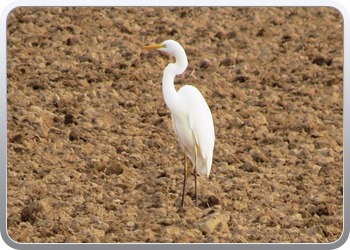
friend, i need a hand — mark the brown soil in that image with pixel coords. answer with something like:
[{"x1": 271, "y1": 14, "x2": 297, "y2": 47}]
[{"x1": 7, "y1": 7, "x2": 343, "y2": 243}]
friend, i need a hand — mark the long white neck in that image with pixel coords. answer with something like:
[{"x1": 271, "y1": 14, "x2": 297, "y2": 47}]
[{"x1": 162, "y1": 49, "x2": 188, "y2": 114}]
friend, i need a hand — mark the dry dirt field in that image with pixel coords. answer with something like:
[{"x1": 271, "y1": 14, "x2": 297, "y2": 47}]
[{"x1": 7, "y1": 7, "x2": 343, "y2": 243}]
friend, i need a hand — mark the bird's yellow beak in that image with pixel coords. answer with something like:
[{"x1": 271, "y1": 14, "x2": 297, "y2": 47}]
[{"x1": 143, "y1": 43, "x2": 164, "y2": 50}]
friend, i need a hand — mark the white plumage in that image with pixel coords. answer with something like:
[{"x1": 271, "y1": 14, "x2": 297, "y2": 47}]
[{"x1": 144, "y1": 40, "x2": 215, "y2": 206}]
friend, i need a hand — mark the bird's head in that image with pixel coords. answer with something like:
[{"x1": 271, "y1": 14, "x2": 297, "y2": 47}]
[
  {"x1": 144, "y1": 40, "x2": 183, "y2": 56},
  {"x1": 143, "y1": 39, "x2": 188, "y2": 74}
]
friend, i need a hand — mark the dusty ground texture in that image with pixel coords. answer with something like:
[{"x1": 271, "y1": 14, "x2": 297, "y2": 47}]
[{"x1": 7, "y1": 7, "x2": 343, "y2": 243}]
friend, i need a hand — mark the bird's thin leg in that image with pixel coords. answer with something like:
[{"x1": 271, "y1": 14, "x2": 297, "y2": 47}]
[
  {"x1": 181, "y1": 149, "x2": 188, "y2": 207},
  {"x1": 194, "y1": 144, "x2": 198, "y2": 207}
]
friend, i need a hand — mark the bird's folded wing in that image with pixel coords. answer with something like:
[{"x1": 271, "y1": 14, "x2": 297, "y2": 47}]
[{"x1": 188, "y1": 98, "x2": 215, "y2": 161}]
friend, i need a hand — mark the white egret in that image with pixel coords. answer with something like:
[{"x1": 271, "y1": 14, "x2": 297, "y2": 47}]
[{"x1": 144, "y1": 40, "x2": 215, "y2": 207}]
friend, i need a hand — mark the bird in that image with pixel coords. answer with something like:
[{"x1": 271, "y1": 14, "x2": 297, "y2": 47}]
[{"x1": 143, "y1": 40, "x2": 215, "y2": 207}]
